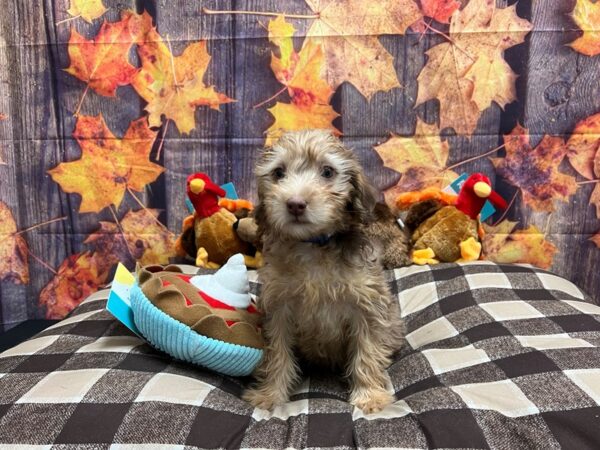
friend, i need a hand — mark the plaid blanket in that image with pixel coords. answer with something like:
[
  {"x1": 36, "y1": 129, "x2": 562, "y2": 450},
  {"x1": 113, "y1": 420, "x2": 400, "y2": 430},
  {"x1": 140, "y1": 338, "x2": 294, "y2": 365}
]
[{"x1": 0, "y1": 262, "x2": 599, "y2": 449}]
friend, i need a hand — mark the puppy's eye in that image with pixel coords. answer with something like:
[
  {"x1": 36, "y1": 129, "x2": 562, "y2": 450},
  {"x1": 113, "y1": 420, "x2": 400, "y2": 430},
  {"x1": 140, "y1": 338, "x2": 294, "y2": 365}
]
[
  {"x1": 272, "y1": 167, "x2": 286, "y2": 180},
  {"x1": 321, "y1": 166, "x2": 335, "y2": 179}
]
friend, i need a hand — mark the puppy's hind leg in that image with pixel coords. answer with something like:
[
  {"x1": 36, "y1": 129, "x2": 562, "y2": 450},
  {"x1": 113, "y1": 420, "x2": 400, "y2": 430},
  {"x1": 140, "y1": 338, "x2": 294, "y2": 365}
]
[{"x1": 243, "y1": 306, "x2": 300, "y2": 410}]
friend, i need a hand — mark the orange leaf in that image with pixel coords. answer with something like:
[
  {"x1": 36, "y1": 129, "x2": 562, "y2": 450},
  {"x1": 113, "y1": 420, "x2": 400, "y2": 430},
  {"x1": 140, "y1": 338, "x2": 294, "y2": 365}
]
[
  {"x1": 416, "y1": 0, "x2": 532, "y2": 135},
  {"x1": 492, "y1": 125, "x2": 578, "y2": 212},
  {"x1": 265, "y1": 16, "x2": 339, "y2": 146},
  {"x1": 269, "y1": 16, "x2": 333, "y2": 105},
  {"x1": 565, "y1": 113, "x2": 600, "y2": 218},
  {"x1": 566, "y1": 112, "x2": 600, "y2": 180},
  {"x1": 0, "y1": 202, "x2": 29, "y2": 284},
  {"x1": 591, "y1": 231, "x2": 600, "y2": 248},
  {"x1": 85, "y1": 209, "x2": 176, "y2": 266},
  {"x1": 67, "y1": 0, "x2": 107, "y2": 23},
  {"x1": 265, "y1": 102, "x2": 340, "y2": 147},
  {"x1": 48, "y1": 115, "x2": 163, "y2": 213},
  {"x1": 65, "y1": 10, "x2": 152, "y2": 97},
  {"x1": 420, "y1": 0, "x2": 460, "y2": 24},
  {"x1": 569, "y1": 0, "x2": 600, "y2": 56},
  {"x1": 482, "y1": 220, "x2": 557, "y2": 269},
  {"x1": 131, "y1": 28, "x2": 233, "y2": 135},
  {"x1": 304, "y1": 0, "x2": 422, "y2": 99},
  {"x1": 590, "y1": 183, "x2": 600, "y2": 218},
  {"x1": 39, "y1": 252, "x2": 111, "y2": 319},
  {"x1": 374, "y1": 119, "x2": 459, "y2": 206}
]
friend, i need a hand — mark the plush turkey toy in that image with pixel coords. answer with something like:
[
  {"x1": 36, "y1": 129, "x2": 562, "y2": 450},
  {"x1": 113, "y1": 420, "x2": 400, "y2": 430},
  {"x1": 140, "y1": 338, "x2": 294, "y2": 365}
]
[
  {"x1": 176, "y1": 173, "x2": 251, "y2": 268},
  {"x1": 396, "y1": 173, "x2": 507, "y2": 264}
]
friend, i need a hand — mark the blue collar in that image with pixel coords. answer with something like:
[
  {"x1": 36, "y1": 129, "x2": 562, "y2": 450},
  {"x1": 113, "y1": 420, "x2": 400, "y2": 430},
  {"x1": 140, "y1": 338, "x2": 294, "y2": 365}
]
[{"x1": 302, "y1": 234, "x2": 334, "y2": 246}]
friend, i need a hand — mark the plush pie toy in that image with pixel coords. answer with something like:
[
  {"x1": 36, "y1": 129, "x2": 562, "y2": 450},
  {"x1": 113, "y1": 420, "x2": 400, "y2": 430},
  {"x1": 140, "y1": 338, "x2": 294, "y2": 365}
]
[{"x1": 130, "y1": 254, "x2": 264, "y2": 376}]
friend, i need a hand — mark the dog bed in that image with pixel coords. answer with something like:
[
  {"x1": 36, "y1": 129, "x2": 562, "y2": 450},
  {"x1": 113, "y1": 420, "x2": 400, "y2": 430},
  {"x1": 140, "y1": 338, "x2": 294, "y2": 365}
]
[{"x1": 0, "y1": 262, "x2": 598, "y2": 448}]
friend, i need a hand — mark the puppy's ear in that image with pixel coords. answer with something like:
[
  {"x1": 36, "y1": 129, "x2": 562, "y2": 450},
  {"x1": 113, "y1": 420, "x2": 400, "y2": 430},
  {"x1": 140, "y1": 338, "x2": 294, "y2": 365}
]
[
  {"x1": 252, "y1": 200, "x2": 266, "y2": 239},
  {"x1": 349, "y1": 169, "x2": 378, "y2": 223},
  {"x1": 252, "y1": 175, "x2": 269, "y2": 242}
]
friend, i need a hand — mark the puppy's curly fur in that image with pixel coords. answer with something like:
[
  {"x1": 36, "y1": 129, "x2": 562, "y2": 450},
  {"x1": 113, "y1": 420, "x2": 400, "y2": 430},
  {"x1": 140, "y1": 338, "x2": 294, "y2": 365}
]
[{"x1": 243, "y1": 130, "x2": 406, "y2": 414}]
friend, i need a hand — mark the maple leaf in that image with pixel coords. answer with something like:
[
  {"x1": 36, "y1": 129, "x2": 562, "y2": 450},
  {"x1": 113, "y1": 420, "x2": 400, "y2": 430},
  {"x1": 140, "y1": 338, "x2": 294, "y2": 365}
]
[
  {"x1": 265, "y1": 102, "x2": 340, "y2": 147},
  {"x1": 67, "y1": 0, "x2": 107, "y2": 23},
  {"x1": 591, "y1": 232, "x2": 600, "y2": 248},
  {"x1": 591, "y1": 183, "x2": 600, "y2": 218},
  {"x1": 65, "y1": 10, "x2": 152, "y2": 97},
  {"x1": 420, "y1": 0, "x2": 460, "y2": 24},
  {"x1": 265, "y1": 16, "x2": 339, "y2": 146},
  {"x1": 131, "y1": 28, "x2": 233, "y2": 135},
  {"x1": 416, "y1": 0, "x2": 532, "y2": 135},
  {"x1": 85, "y1": 209, "x2": 176, "y2": 266},
  {"x1": 39, "y1": 252, "x2": 111, "y2": 319},
  {"x1": 569, "y1": 0, "x2": 600, "y2": 57},
  {"x1": 492, "y1": 125, "x2": 578, "y2": 212},
  {"x1": 303, "y1": 0, "x2": 423, "y2": 99},
  {"x1": 269, "y1": 16, "x2": 333, "y2": 105},
  {"x1": 48, "y1": 115, "x2": 163, "y2": 214},
  {"x1": 565, "y1": 112, "x2": 600, "y2": 180},
  {"x1": 0, "y1": 202, "x2": 29, "y2": 284},
  {"x1": 565, "y1": 113, "x2": 600, "y2": 218},
  {"x1": 482, "y1": 220, "x2": 557, "y2": 269},
  {"x1": 374, "y1": 118, "x2": 459, "y2": 205}
]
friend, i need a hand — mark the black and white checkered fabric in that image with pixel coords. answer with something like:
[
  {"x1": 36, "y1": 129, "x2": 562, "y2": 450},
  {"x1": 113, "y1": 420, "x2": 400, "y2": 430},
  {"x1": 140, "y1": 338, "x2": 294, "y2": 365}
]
[{"x1": 0, "y1": 262, "x2": 599, "y2": 448}]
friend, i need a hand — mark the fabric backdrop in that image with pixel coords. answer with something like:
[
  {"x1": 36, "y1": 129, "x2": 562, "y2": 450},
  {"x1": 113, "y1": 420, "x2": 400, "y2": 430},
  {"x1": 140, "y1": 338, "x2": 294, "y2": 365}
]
[{"x1": 1, "y1": 0, "x2": 599, "y2": 330}]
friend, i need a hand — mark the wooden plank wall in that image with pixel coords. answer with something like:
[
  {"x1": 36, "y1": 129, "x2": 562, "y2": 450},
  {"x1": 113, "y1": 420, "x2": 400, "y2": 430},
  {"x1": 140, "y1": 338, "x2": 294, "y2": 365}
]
[{"x1": 0, "y1": 0, "x2": 598, "y2": 330}]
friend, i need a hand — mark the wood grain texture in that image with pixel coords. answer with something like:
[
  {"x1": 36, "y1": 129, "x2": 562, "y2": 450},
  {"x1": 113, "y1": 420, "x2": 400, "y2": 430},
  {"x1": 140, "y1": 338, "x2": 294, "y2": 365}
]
[
  {"x1": 520, "y1": 0, "x2": 600, "y2": 301},
  {"x1": 0, "y1": 0, "x2": 599, "y2": 331},
  {"x1": 0, "y1": 0, "x2": 67, "y2": 328}
]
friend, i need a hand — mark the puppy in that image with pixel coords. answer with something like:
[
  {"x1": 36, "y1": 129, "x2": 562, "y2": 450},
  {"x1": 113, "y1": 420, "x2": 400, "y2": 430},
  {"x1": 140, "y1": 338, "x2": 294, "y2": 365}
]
[{"x1": 243, "y1": 130, "x2": 405, "y2": 414}]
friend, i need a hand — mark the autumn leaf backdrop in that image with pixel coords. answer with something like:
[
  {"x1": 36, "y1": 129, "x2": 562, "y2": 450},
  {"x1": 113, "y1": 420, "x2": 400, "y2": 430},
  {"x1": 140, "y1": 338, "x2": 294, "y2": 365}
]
[{"x1": 0, "y1": 0, "x2": 599, "y2": 330}]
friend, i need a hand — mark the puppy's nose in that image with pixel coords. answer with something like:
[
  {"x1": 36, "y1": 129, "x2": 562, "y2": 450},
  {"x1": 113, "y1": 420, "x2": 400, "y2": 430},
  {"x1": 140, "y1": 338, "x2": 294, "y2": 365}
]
[{"x1": 287, "y1": 197, "x2": 307, "y2": 216}]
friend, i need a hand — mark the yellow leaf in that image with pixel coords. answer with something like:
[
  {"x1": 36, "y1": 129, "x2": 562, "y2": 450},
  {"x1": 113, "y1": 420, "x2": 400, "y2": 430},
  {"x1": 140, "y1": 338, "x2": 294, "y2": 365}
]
[
  {"x1": 268, "y1": 15, "x2": 296, "y2": 69},
  {"x1": 304, "y1": 0, "x2": 422, "y2": 99},
  {"x1": 570, "y1": 0, "x2": 600, "y2": 56},
  {"x1": 0, "y1": 202, "x2": 29, "y2": 284},
  {"x1": 566, "y1": 112, "x2": 600, "y2": 180},
  {"x1": 131, "y1": 28, "x2": 233, "y2": 135},
  {"x1": 48, "y1": 115, "x2": 163, "y2": 213},
  {"x1": 269, "y1": 24, "x2": 333, "y2": 105},
  {"x1": 374, "y1": 119, "x2": 458, "y2": 205},
  {"x1": 264, "y1": 16, "x2": 339, "y2": 147},
  {"x1": 416, "y1": 0, "x2": 532, "y2": 135},
  {"x1": 67, "y1": 0, "x2": 107, "y2": 23},
  {"x1": 464, "y1": 56, "x2": 517, "y2": 111},
  {"x1": 482, "y1": 221, "x2": 557, "y2": 269},
  {"x1": 265, "y1": 102, "x2": 340, "y2": 147}
]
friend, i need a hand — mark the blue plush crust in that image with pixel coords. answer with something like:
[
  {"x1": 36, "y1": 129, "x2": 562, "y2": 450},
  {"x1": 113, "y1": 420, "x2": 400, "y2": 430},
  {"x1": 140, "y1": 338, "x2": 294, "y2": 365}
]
[{"x1": 130, "y1": 283, "x2": 263, "y2": 376}]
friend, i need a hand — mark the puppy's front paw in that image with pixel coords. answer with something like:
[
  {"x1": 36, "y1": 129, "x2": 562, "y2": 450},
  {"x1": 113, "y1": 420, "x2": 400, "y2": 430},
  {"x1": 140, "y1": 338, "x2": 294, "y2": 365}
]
[
  {"x1": 243, "y1": 387, "x2": 286, "y2": 411},
  {"x1": 350, "y1": 388, "x2": 394, "y2": 414}
]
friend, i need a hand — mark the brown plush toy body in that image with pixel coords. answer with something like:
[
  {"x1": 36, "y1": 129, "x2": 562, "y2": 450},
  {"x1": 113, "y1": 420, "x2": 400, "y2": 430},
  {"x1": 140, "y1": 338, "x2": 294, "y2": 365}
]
[
  {"x1": 406, "y1": 201, "x2": 479, "y2": 262},
  {"x1": 397, "y1": 174, "x2": 507, "y2": 265},
  {"x1": 175, "y1": 173, "x2": 262, "y2": 268}
]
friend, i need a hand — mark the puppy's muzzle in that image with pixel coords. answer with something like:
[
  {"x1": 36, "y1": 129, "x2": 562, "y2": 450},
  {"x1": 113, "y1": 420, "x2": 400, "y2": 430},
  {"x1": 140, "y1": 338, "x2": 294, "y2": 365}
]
[{"x1": 287, "y1": 197, "x2": 307, "y2": 217}]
